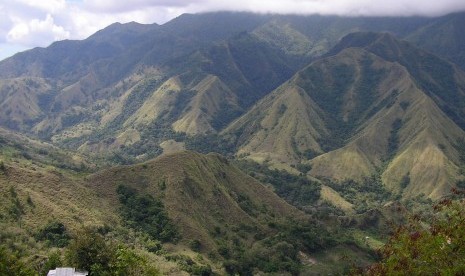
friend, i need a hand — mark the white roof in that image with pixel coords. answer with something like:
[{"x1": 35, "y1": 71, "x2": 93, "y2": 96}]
[{"x1": 47, "y1": 268, "x2": 88, "y2": 276}]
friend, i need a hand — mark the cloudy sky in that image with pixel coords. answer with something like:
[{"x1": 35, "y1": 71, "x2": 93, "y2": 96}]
[{"x1": 1, "y1": 0, "x2": 465, "y2": 61}]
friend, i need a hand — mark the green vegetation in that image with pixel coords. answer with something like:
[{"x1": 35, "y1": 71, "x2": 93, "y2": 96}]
[
  {"x1": 387, "y1": 118, "x2": 403, "y2": 159},
  {"x1": 399, "y1": 173, "x2": 410, "y2": 189},
  {"x1": 107, "y1": 78, "x2": 162, "y2": 132},
  {"x1": 110, "y1": 123, "x2": 236, "y2": 164},
  {"x1": 189, "y1": 239, "x2": 202, "y2": 252},
  {"x1": 0, "y1": 223, "x2": 163, "y2": 276},
  {"x1": 35, "y1": 221, "x2": 70, "y2": 247},
  {"x1": 2, "y1": 12, "x2": 465, "y2": 276},
  {"x1": 325, "y1": 174, "x2": 393, "y2": 213},
  {"x1": 117, "y1": 185, "x2": 179, "y2": 242},
  {"x1": 351, "y1": 56, "x2": 386, "y2": 122},
  {"x1": 65, "y1": 227, "x2": 159, "y2": 276},
  {"x1": 235, "y1": 160, "x2": 321, "y2": 207},
  {"x1": 7, "y1": 186, "x2": 25, "y2": 223},
  {"x1": 0, "y1": 160, "x2": 5, "y2": 172},
  {"x1": 456, "y1": 138, "x2": 465, "y2": 164},
  {"x1": 301, "y1": 149, "x2": 319, "y2": 160},
  {"x1": 165, "y1": 254, "x2": 213, "y2": 275},
  {"x1": 360, "y1": 194, "x2": 465, "y2": 275},
  {"x1": 0, "y1": 131, "x2": 92, "y2": 173},
  {"x1": 457, "y1": 180, "x2": 465, "y2": 189},
  {"x1": 294, "y1": 54, "x2": 388, "y2": 151},
  {"x1": 295, "y1": 163, "x2": 312, "y2": 174},
  {"x1": 185, "y1": 134, "x2": 236, "y2": 156},
  {"x1": 210, "y1": 103, "x2": 243, "y2": 130},
  {"x1": 218, "y1": 218, "x2": 333, "y2": 275},
  {"x1": 0, "y1": 246, "x2": 35, "y2": 276},
  {"x1": 61, "y1": 111, "x2": 87, "y2": 128},
  {"x1": 40, "y1": 251, "x2": 63, "y2": 276}
]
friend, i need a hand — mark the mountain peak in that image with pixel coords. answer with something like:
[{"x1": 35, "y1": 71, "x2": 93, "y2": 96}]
[{"x1": 327, "y1": 31, "x2": 402, "y2": 58}]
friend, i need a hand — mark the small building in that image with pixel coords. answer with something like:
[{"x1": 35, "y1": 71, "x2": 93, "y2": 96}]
[{"x1": 47, "y1": 267, "x2": 88, "y2": 276}]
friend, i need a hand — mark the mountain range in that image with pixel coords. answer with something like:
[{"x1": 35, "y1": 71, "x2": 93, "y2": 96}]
[{"x1": 1, "y1": 11, "x2": 465, "y2": 275}]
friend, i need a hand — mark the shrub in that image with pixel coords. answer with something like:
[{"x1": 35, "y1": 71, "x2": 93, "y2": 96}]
[
  {"x1": 40, "y1": 251, "x2": 62, "y2": 276},
  {"x1": 360, "y1": 194, "x2": 465, "y2": 275},
  {"x1": 65, "y1": 227, "x2": 160, "y2": 276},
  {"x1": 35, "y1": 221, "x2": 71, "y2": 247},
  {"x1": 189, "y1": 239, "x2": 202, "y2": 252}
]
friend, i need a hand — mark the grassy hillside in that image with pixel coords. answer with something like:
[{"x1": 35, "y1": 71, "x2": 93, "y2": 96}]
[
  {"x1": 90, "y1": 152, "x2": 314, "y2": 273},
  {"x1": 87, "y1": 151, "x2": 385, "y2": 274},
  {"x1": 225, "y1": 33, "x2": 465, "y2": 201},
  {"x1": 330, "y1": 32, "x2": 465, "y2": 130},
  {"x1": 0, "y1": 127, "x2": 406, "y2": 275},
  {"x1": 224, "y1": 83, "x2": 328, "y2": 166}
]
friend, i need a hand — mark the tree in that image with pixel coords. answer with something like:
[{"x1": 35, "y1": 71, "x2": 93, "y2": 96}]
[
  {"x1": 36, "y1": 221, "x2": 70, "y2": 247},
  {"x1": 65, "y1": 227, "x2": 160, "y2": 276},
  {"x1": 40, "y1": 251, "x2": 63, "y2": 276},
  {"x1": 65, "y1": 227, "x2": 114, "y2": 274},
  {"x1": 116, "y1": 185, "x2": 179, "y2": 242},
  {"x1": 111, "y1": 246, "x2": 159, "y2": 276}
]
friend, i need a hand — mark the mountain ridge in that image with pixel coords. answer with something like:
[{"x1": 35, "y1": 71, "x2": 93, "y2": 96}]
[{"x1": 225, "y1": 32, "x2": 465, "y2": 199}]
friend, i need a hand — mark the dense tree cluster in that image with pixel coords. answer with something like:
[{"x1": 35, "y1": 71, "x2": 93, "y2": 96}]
[
  {"x1": 234, "y1": 160, "x2": 321, "y2": 207},
  {"x1": 117, "y1": 185, "x2": 179, "y2": 242}
]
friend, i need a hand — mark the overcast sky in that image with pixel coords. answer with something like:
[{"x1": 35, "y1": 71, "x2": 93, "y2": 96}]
[{"x1": 1, "y1": 0, "x2": 465, "y2": 61}]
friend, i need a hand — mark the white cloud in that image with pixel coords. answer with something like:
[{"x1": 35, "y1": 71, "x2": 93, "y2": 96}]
[
  {"x1": 189, "y1": 0, "x2": 465, "y2": 17},
  {"x1": 7, "y1": 14, "x2": 70, "y2": 46}
]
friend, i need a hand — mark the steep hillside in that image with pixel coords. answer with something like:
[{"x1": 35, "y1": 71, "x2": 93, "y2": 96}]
[
  {"x1": 226, "y1": 46, "x2": 409, "y2": 167},
  {"x1": 57, "y1": 31, "x2": 303, "y2": 160},
  {"x1": 225, "y1": 33, "x2": 465, "y2": 199},
  {"x1": 224, "y1": 83, "x2": 328, "y2": 165},
  {"x1": 172, "y1": 75, "x2": 240, "y2": 134},
  {"x1": 88, "y1": 150, "x2": 381, "y2": 274},
  {"x1": 330, "y1": 31, "x2": 465, "y2": 130},
  {"x1": 0, "y1": 126, "x2": 95, "y2": 171},
  {"x1": 0, "y1": 148, "x2": 205, "y2": 275},
  {"x1": 4, "y1": 12, "x2": 465, "y2": 275},
  {"x1": 0, "y1": 77, "x2": 53, "y2": 130},
  {"x1": 0, "y1": 144, "x2": 387, "y2": 274},
  {"x1": 252, "y1": 19, "x2": 316, "y2": 57},
  {"x1": 89, "y1": 151, "x2": 309, "y2": 250}
]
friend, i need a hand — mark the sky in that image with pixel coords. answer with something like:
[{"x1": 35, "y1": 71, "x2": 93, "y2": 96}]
[{"x1": 1, "y1": 0, "x2": 465, "y2": 61}]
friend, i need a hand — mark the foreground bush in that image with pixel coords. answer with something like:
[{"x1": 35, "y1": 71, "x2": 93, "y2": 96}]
[{"x1": 361, "y1": 192, "x2": 465, "y2": 275}]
